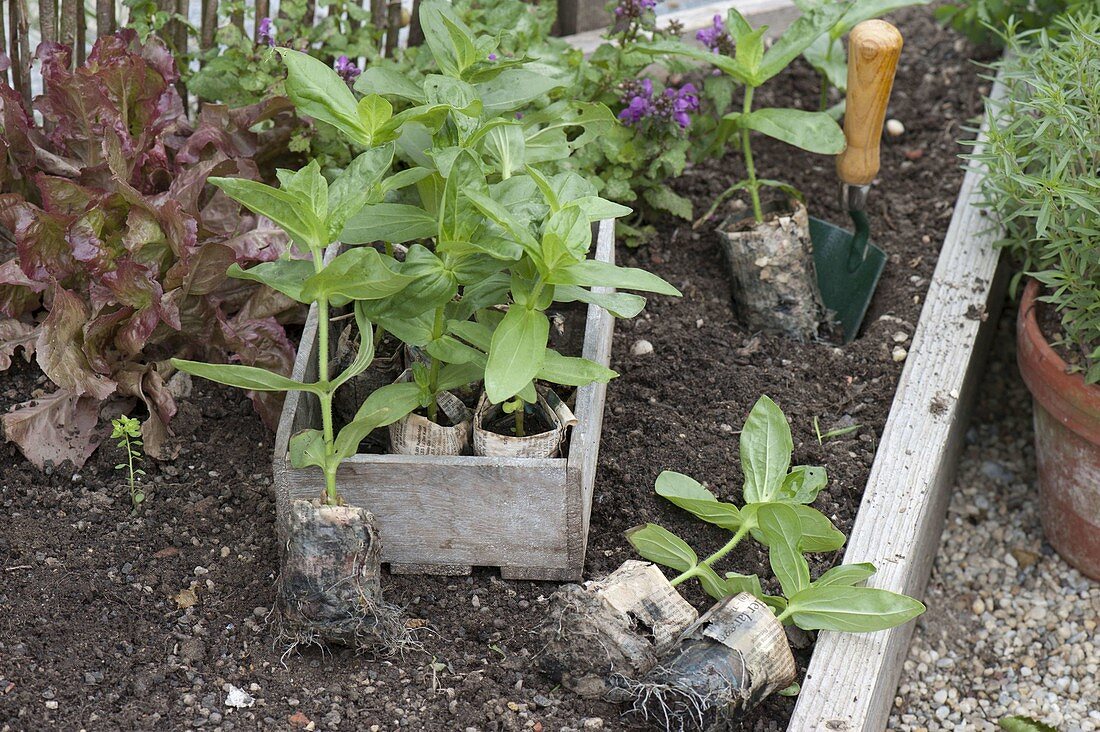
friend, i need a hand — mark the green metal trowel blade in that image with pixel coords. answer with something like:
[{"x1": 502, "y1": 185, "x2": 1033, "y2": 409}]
[{"x1": 809, "y1": 212, "x2": 887, "y2": 343}]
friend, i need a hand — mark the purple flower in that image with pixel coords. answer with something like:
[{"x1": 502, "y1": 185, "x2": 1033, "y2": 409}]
[
  {"x1": 488, "y1": 53, "x2": 498, "y2": 61},
  {"x1": 695, "y1": 14, "x2": 730, "y2": 52},
  {"x1": 335, "y1": 55, "x2": 361, "y2": 82},
  {"x1": 614, "y1": 0, "x2": 656, "y2": 19},
  {"x1": 257, "y1": 17, "x2": 274, "y2": 47},
  {"x1": 618, "y1": 78, "x2": 699, "y2": 130},
  {"x1": 618, "y1": 95, "x2": 653, "y2": 125}
]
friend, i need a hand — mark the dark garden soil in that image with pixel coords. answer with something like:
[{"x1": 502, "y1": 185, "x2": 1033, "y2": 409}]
[{"x1": 0, "y1": 8, "x2": 988, "y2": 732}]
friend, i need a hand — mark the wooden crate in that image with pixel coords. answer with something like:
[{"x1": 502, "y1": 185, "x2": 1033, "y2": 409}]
[{"x1": 272, "y1": 221, "x2": 616, "y2": 581}]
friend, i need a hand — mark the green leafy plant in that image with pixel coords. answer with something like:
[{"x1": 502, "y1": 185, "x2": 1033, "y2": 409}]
[
  {"x1": 640, "y1": 5, "x2": 849, "y2": 225},
  {"x1": 795, "y1": 0, "x2": 929, "y2": 111},
  {"x1": 112, "y1": 415, "x2": 147, "y2": 508},
  {"x1": 0, "y1": 32, "x2": 299, "y2": 470},
  {"x1": 935, "y1": 0, "x2": 1085, "y2": 47},
  {"x1": 627, "y1": 396, "x2": 924, "y2": 632},
  {"x1": 172, "y1": 0, "x2": 677, "y2": 491},
  {"x1": 968, "y1": 11, "x2": 1100, "y2": 382}
]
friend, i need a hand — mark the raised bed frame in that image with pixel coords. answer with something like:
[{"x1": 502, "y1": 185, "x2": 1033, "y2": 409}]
[
  {"x1": 272, "y1": 221, "x2": 616, "y2": 582},
  {"x1": 788, "y1": 73, "x2": 1009, "y2": 730}
]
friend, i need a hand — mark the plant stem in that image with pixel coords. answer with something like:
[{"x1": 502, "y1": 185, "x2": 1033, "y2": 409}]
[
  {"x1": 427, "y1": 304, "x2": 446, "y2": 423},
  {"x1": 670, "y1": 524, "x2": 751, "y2": 586},
  {"x1": 514, "y1": 403, "x2": 525, "y2": 437},
  {"x1": 312, "y1": 247, "x2": 338, "y2": 505},
  {"x1": 125, "y1": 433, "x2": 136, "y2": 500},
  {"x1": 775, "y1": 606, "x2": 793, "y2": 623},
  {"x1": 741, "y1": 86, "x2": 763, "y2": 223}
]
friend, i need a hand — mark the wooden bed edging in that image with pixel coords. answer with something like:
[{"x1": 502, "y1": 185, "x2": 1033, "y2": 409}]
[
  {"x1": 788, "y1": 73, "x2": 1009, "y2": 731},
  {"x1": 272, "y1": 221, "x2": 617, "y2": 581}
]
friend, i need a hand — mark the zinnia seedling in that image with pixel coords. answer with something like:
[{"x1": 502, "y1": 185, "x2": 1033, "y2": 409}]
[
  {"x1": 627, "y1": 395, "x2": 924, "y2": 632},
  {"x1": 641, "y1": 5, "x2": 851, "y2": 224}
]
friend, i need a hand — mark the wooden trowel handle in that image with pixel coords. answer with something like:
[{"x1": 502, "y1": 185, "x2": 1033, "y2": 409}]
[{"x1": 836, "y1": 20, "x2": 903, "y2": 187}]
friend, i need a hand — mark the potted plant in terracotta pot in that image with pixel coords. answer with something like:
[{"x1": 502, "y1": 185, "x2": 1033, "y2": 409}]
[{"x1": 973, "y1": 12, "x2": 1100, "y2": 579}]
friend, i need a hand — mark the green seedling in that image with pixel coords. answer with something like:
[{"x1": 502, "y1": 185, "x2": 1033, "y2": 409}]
[
  {"x1": 112, "y1": 415, "x2": 147, "y2": 508},
  {"x1": 640, "y1": 5, "x2": 849, "y2": 224},
  {"x1": 627, "y1": 395, "x2": 924, "y2": 633},
  {"x1": 813, "y1": 415, "x2": 861, "y2": 444}
]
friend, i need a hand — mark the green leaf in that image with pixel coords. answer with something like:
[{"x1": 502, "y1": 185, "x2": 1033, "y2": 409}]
[
  {"x1": 227, "y1": 260, "x2": 314, "y2": 304},
  {"x1": 354, "y1": 66, "x2": 427, "y2": 103},
  {"x1": 635, "y1": 39, "x2": 754, "y2": 85},
  {"x1": 778, "y1": 682, "x2": 800, "y2": 697},
  {"x1": 278, "y1": 48, "x2": 368, "y2": 145},
  {"x1": 210, "y1": 177, "x2": 322, "y2": 249},
  {"x1": 655, "y1": 471, "x2": 744, "y2": 532},
  {"x1": 625, "y1": 523, "x2": 697, "y2": 572},
  {"x1": 357, "y1": 95, "x2": 394, "y2": 140},
  {"x1": 756, "y1": 503, "x2": 810, "y2": 597},
  {"x1": 553, "y1": 285, "x2": 645, "y2": 318},
  {"x1": 342, "y1": 203, "x2": 439, "y2": 245},
  {"x1": 695, "y1": 562, "x2": 731, "y2": 600},
  {"x1": 289, "y1": 428, "x2": 329, "y2": 470},
  {"x1": 171, "y1": 359, "x2": 321, "y2": 394},
  {"x1": 642, "y1": 186, "x2": 693, "y2": 221},
  {"x1": 784, "y1": 585, "x2": 926, "y2": 632},
  {"x1": 999, "y1": 716, "x2": 1060, "y2": 732},
  {"x1": 476, "y1": 69, "x2": 565, "y2": 113},
  {"x1": 791, "y1": 504, "x2": 846, "y2": 552},
  {"x1": 802, "y1": 34, "x2": 848, "y2": 91},
  {"x1": 484, "y1": 308, "x2": 549, "y2": 403},
  {"x1": 757, "y1": 3, "x2": 851, "y2": 84},
  {"x1": 778, "y1": 465, "x2": 828, "y2": 504},
  {"x1": 465, "y1": 190, "x2": 540, "y2": 255},
  {"x1": 738, "y1": 108, "x2": 846, "y2": 154},
  {"x1": 333, "y1": 381, "x2": 422, "y2": 460},
  {"x1": 548, "y1": 260, "x2": 681, "y2": 296},
  {"x1": 541, "y1": 206, "x2": 591, "y2": 273},
  {"x1": 326, "y1": 145, "x2": 395, "y2": 239},
  {"x1": 567, "y1": 195, "x2": 634, "y2": 222},
  {"x1": 740, "y1": 395, "x2": 793, "y2": 503},
  {"x1": 302, "y1": 247, "x2": 412, "y2": 304},
  {"x1": 537, "y1": 349, "x2": 617, "y2": 387},
  {"x1": 331, "y1": 302, "x2": 375, "y2": 389},
  {"x1": 420, "y1": 0, "x2": 479, "y2": 79},
  {"x1": 813, "y1": 562, "x2": 877, "y2": 588},
  {"x1": 437, "y1": 361, "x2": 484, "y2": 392},
  {"x1": 724, "y1": 571, "x2": 765, "y2": 598},
  {"x1": 391, "y1": 244, "x2": 459, "y2": 317}
]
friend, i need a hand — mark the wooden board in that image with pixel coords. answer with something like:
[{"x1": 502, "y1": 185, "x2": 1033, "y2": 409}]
[
  {"x1": 788, "y1": 73, "x2": 1010, "y2": 731},
  {"x1": 273, "y1": 223, "x2": 617, "y2": 581}
]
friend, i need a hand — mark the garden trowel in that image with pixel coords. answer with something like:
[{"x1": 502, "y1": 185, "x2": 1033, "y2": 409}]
[{"x1": 811, "y1": 19, "x2": 903, "y2": 343}]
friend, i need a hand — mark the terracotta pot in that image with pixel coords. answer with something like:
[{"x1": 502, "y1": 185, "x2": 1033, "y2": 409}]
[{"x1": 1016, "y1": 280, "x2": 1100, "y2": 579}]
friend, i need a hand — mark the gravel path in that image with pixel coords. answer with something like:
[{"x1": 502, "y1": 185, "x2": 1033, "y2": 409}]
[{"x1": 890, "y1": 309, "x2": 1100, "y2": 732}]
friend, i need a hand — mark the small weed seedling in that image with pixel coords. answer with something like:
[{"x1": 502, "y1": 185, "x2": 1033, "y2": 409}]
[
  {"x1": 813, "y1": 414, "x2": 861, "y2": 444},
  {"x1": 112, "y1": 415, "x2": 147, "y2": 508}
]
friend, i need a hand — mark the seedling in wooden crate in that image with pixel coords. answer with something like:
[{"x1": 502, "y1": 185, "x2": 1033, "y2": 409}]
[{"x1": 172, "y1": 147, "x2": 425, "y2": 650}]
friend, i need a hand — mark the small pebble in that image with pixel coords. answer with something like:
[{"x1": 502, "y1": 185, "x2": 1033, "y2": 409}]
[
  {"x1": 892, "y1": 346, "x2": 908, "y2": 362},
  {"x1": 886, "y1": 118, "x2": 905, "y2": 137},
  {"x1": 630, "y1": 339, "x2": 654, "y2": 356}
]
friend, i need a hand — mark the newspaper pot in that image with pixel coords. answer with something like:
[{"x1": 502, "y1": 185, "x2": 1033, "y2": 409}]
[
  {"x1": 473, "y1": 387, "x2": 578, "y2": 458},
  {"x1": 629, "y1": 593, "x2": 797, "y2": 730},
  {"x1": 276, "y1": 499, "x2": 405, "y2": 650},
  {"x1": 387, "y1": 370, "x2": 472, "y2": 456},
  {"x1": 538, "y1": 560, "x2": 698, "y2": 699},
  {"x1": 716, "y1": 200, "x2": 824, "y2": 340},
  {"x1": 1017, "y1": 279, "x2": 1100, "y2": 579}
]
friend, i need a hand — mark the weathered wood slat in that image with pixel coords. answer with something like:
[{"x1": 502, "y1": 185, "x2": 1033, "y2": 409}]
[
  {"x1": 788, "y1": 73, "x2": 1009, "y2": 732},
  {"x1": 567, "y1": 219, "x2": 616, "y2": 570},
  {"x1": 274, "y1": 225, "x2": 617, "y2": 579},
  {"x1": 96, "y1": 0, "x2": 115, "y2": 37}
]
